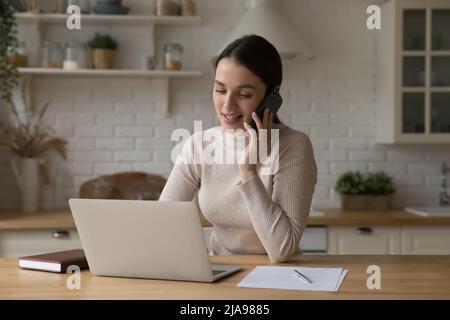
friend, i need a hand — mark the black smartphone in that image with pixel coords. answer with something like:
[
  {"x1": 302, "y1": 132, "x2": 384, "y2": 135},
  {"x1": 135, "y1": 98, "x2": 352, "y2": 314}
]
[{"x1": 251, "y1": 87, "x2": 283, "y2": 130}]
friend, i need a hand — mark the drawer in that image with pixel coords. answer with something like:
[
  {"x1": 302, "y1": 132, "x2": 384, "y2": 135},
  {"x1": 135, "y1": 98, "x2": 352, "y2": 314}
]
[
  {"x1": 328, "y1": 226, "x2": 401, "y2": 255},
  {"x1": 0, "y1": 229, "x2": 82, "y2": 258},
  {"x1": 401, "y1": 227, "x2": 450, "y2": 254}
]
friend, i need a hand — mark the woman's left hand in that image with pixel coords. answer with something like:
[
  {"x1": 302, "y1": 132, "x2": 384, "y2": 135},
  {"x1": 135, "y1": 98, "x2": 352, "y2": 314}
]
[{"x1": 240, "y1": 108, "x2": 273, "y2": 183}]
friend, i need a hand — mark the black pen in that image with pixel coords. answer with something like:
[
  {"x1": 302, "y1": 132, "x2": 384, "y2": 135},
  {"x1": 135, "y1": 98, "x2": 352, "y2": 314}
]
[{"x1": 292, "y1": 269, "x2": 313, "y2": 284}]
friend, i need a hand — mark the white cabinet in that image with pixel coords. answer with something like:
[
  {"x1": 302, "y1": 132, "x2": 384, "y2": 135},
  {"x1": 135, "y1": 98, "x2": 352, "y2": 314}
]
[
  {"x1": 0, "y1": 229, "x2": 82, "y2": 258},
  {"x1": 377, "y1": 0, "x2": 450, "y2": 143},
  {"x1": 401, "y1": 226, "x2": 450, "y2": 254},
  {"x1": 0, "y1": 228, "x2": 214, "y2": 258},
  {"x1": 328, "y1": 226, "x2": 450, "y2": 255},
  {"x1": 328, "y1": 227, "x2": 401, "y2": 254}
]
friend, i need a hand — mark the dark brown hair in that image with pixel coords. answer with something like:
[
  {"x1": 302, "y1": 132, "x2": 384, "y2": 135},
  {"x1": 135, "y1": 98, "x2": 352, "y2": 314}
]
[{"x1": 213, "y1": 34, "x2": 283, "y2": 124}]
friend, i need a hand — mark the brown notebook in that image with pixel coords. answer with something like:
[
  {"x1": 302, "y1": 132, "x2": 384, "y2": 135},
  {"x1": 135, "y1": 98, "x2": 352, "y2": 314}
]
[{"x1": 18, "y1": 249, "x2": 89, "y2": 273}]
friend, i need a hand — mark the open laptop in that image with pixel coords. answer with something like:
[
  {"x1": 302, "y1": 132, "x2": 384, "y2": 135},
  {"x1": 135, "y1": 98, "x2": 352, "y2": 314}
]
[{"x1": 68, "y1": 199, "x2": 242, "y2": 282}]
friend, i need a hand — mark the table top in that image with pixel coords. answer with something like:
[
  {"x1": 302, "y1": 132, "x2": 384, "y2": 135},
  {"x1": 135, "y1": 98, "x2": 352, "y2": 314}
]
[
  {"x1": 2, "y1": 255, "x2": 450, "y2": 299},
  {"x1": 2, "y1": 208, "x2": 450, "y2": 230}
]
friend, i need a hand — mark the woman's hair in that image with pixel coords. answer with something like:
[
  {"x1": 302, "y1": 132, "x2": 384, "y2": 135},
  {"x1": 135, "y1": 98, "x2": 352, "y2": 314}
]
[{"x1": 213, "y1": 34, "x2": 283, "y2": 124}]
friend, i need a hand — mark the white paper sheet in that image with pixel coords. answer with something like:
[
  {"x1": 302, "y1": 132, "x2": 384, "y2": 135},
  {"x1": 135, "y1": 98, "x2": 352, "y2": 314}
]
[{"x1": 237, "y1": 266, "x2": 348, "y2": 292}]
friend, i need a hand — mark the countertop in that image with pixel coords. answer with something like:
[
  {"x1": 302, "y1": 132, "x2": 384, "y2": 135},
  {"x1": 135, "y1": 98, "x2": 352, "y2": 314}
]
[
  {"x1": 1, "y1": 255, "x2": 450, "y2": 299},
  {"x1": 1, "y1": 208, "x2": 450, "y2": 230}
]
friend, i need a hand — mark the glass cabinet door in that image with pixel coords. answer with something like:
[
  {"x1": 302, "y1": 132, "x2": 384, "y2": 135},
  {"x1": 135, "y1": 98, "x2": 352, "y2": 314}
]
[
  {"x1": 432, "y1": 9, "x2": 450, "y2": 50},
  {"x1": 403, "y1": 10, "x2": 426, "y2": 51},
  {"x1": 402, "y1": 93, "x2": 425, "y2": 133},
  {"x1": 401, "y1": 8, "x2": 450, "y2": 136},
  {"x1": 431, "y1": 93, "x2": 450, "y2": 133}
]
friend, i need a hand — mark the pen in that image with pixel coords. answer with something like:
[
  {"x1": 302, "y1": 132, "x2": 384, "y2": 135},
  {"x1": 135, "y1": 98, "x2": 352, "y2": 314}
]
[{"x1": 292, "y1": 269, "x2": 313, "y2": 284}]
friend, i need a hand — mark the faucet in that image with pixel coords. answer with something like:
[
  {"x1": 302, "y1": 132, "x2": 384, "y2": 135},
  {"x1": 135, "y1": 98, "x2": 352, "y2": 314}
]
[{"x1": 440, "y1": 162, "x2": 450, "y2": 206}]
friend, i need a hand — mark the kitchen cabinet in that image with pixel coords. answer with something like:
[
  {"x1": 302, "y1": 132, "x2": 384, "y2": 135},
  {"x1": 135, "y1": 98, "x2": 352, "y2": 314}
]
[
  {"x1": 0, "y1": 228, "x2": 214, "y2": 258},
  {"x1": 328, "y1": 227, "x2": 402, "y2": 254},
  {"x1": 0, "y1": 229, "x2": 81, "y2": 258},
  {"x1": 328, "y1": 226, "x2": 450, "y2": 255},
  {"x1": 401, "y1": 226, "x2": 450, "y2": 254},
  {"x1": 377, "y1": 0, "x2": 450, "y2": 143}
]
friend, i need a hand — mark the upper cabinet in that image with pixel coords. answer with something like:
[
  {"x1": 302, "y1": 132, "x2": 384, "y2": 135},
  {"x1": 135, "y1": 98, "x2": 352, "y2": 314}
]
[{"x1": 377, "y1": 0, "x2": 450, "y2": 144}]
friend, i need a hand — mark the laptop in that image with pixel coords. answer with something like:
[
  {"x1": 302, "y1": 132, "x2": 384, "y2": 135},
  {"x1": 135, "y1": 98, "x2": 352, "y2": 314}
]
[{"x1": 68, "y1": 199, "x2": 242, "y2": 282}]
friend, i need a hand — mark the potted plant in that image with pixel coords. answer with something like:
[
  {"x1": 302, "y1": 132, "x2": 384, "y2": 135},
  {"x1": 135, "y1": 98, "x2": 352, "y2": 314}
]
[
  {"x1": 1, "y1": 3, "x2": 68, "y2": 212},
  {"x1": 87, "y1": 33, "x2": 118, "y2": 69},
  {"x1": 0, "y1": 82, "x2": 68, "y2": 212},
  {"x1": 335, "y1": 171, "x2": 367, "y2": 211},
  {"x1": 335, "y1": 171, "x2": 395, "y2": 211}
]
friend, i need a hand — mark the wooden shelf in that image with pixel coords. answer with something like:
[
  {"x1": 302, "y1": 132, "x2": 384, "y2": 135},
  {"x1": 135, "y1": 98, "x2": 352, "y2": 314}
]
[
  {"x1": 18, "y1": 67, "x2": 202, "y2": 78},
  {"x1": 18, "y1": 68, "x2": 202, "y2": 116},
  {"x1": 15, "y1": 13, "x2": 201, "y2": 26}
]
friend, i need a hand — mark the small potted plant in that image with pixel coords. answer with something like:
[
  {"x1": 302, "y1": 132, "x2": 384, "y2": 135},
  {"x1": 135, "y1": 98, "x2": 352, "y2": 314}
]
[
  {"x1": 364, "y1": 172, "x2": 395, "y2": 211},
  {"x1": 335, "y1": 171, "x2": 395, "y2": 211},
  {"x1": 335, "y1": 171, "x2": 367, "y2": 211},
  {"x1": 87, "y1": 33, "x2": 118, "y2": 69}
]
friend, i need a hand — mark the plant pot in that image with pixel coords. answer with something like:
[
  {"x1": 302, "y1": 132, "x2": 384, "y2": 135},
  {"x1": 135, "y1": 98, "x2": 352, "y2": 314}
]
[
  {"x1": 10, "y1": 158, "x2": 40, "y2": 212},
  {"x1": 340, "y1": 194, "x2": 367, "y2": 211},
  {"x1": 340, "y1": 194, "x2": 390, "y2": 211},
  {"x1": 91, "y1": 49, "x2": 116, "y2": 69},
  {"x1": 367, "y1": 195, "x2": 390, "y2": 211}
]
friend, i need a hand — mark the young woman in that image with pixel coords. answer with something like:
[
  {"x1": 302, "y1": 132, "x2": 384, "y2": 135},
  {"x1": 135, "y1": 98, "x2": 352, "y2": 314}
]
[{"x1": 159, "y1": 35, "x2": 317, "y2": 262}]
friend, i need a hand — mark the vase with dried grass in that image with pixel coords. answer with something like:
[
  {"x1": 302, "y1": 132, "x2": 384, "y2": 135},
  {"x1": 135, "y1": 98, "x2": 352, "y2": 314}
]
[{"x1": 0, "y1": 82, "x2": 68, "y2": 212}]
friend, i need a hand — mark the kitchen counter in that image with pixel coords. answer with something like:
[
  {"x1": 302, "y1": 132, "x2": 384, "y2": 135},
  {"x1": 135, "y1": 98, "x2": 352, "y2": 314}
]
[
  {"x1": 1, "y1": 254, "x2": 450, "y2": 299},
  {"x1": 1, "y1": 208, "x2": 450, "y2": 230}
]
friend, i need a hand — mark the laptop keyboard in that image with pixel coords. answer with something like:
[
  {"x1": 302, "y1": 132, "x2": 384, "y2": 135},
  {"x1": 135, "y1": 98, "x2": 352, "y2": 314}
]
[{"x1": 212, "y1": 269, "x2": 226, "y2": 276}]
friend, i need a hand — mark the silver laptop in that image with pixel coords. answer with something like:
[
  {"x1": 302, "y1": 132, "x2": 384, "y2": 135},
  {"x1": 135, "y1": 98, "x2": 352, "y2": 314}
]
[{"x1": 68, "y1": 199, "x2": 242, "y2": 282}]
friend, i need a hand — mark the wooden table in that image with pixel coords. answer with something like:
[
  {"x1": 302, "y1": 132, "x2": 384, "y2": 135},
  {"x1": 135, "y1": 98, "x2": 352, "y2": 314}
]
[{"x1": 1, "y1": 255, "x2": 450, "y2": 299}]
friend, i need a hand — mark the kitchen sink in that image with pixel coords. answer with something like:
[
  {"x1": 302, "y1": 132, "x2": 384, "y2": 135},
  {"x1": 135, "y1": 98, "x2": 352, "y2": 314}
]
[{"x1": 405, "y1": 206, "x2": 450, "y2": 217}]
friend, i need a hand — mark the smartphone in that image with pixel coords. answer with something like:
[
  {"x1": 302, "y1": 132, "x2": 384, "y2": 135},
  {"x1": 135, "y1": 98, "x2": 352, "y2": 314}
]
[{"x1": 251, "y1": 87, "x2": 283, "y2": 130}]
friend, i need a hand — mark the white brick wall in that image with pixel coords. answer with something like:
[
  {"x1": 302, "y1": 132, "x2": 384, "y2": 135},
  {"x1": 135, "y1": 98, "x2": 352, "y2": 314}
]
[{"x1": 1, "y1": 0, "x2": 449, "y2": 211}]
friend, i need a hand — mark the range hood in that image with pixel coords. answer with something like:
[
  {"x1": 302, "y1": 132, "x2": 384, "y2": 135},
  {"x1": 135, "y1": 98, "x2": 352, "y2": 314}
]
[{"x1": 218, "y1": 0, "x2": 313, "y2": 59}]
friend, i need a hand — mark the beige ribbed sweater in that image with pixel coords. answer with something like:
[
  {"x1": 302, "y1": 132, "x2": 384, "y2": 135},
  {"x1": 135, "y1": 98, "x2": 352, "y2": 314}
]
[{"x1": 159, "y1": 123, "x2": 317, "y2": 262}]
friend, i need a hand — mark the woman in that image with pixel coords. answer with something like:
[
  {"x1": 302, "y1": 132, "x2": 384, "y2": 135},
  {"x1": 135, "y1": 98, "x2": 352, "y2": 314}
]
[{"x1": 159, "y1": 35, "x2": 317, "y2": 263}]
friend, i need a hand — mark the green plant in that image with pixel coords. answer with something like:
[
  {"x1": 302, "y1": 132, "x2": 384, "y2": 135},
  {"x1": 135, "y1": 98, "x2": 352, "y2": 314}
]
[
  {"x1": 0, "y1": 81, "x2": 68, "y2": 159},
  {"x1": 335, "y1": 171, "x2": 366, "y2": 195},
  {"x1": 0, "y1": 2, "x2": 19, "y2": 107},
  {"x1": 364, "y1": 171, "x2": 395, "y2": 195},
  {"x1": 335, "y1": 171, "x2": 395, "y2": 196},
  {"x1": 87, "y1": 33, "x2": 118, "y2": 50}
]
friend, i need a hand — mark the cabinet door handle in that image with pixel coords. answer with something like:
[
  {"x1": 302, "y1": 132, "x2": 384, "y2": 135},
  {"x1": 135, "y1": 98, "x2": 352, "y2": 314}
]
[
  {"x1": 52, "y1": 230, "x2": 69, "y2": 239},
  {"x1": 357, "y1": 227, "x2": 373, "y2": 235}
]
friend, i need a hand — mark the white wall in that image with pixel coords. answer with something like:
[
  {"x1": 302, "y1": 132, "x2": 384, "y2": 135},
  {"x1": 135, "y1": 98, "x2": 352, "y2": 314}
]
[{"x1": 1, "y1": 0, "x2": 449, "y2": 210}]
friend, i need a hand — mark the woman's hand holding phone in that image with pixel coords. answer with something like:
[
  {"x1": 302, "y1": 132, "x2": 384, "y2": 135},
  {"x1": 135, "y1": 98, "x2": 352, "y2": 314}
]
[{"x1": 239, "y1": 108, "x2": 273, "y2": 183}]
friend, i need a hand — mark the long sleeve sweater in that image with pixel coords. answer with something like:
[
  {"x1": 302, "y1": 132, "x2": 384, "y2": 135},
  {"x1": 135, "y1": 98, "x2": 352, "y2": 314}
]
[{"x1": 159, "y1": 123, "x2": 317, "y2": 262}]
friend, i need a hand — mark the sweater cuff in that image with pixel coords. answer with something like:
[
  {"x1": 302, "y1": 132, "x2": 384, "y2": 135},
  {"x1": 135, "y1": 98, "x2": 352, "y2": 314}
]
[{"x1": 236, "y1": 174, "x2": 271, "y2": 207}]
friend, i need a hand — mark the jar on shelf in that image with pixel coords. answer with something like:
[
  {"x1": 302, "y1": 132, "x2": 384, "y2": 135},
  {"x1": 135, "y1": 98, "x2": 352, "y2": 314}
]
[
  {"x1": 63, "y1": 42, "x2": 80, "y2": 70},
  {"x1": 40, "y1": 41, "x2": 64, "y2": 68},
  {"x1": 164, "y1": 43, "x2": 183, "y2": 70},
  {"x1": 156, "y1": 0, "x2": 180, "y2": 16},
  {"x1": 7, "y1": 42, "x2": 28, "y2": 67},
  {"x1": 181, "y1": 0, "x2": 196, "y2": 16}
]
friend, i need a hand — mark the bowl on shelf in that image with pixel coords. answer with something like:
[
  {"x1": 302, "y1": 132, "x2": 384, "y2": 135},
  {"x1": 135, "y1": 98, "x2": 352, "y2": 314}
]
[{"x1": 92, "y1": 0, "x2": 130, "y2": 15}]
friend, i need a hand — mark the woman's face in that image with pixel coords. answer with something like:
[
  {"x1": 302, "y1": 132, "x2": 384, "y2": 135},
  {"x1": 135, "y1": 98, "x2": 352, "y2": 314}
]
[{"x1": 213, "y1": 58, "x2": 267, "y2": 130}]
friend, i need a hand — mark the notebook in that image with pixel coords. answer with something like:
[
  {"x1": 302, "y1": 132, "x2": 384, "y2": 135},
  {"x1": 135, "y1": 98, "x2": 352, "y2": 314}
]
[
  {"x1": 237, "y1": 266, "x2": 348, "y2": 292},
  {"x1": 18, "y1": 249, "x2": 89, "y2": 273}
]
